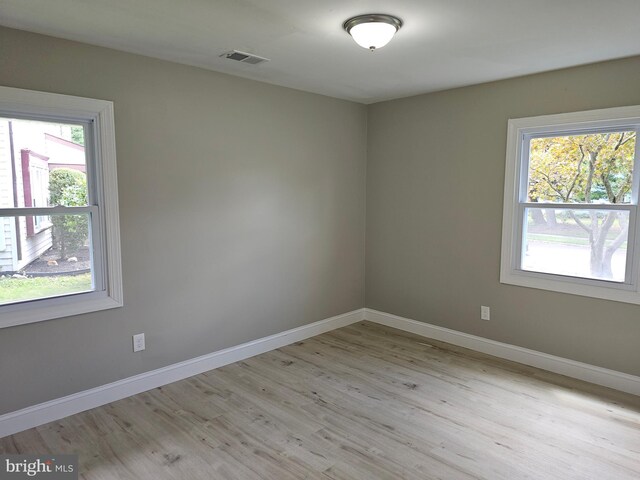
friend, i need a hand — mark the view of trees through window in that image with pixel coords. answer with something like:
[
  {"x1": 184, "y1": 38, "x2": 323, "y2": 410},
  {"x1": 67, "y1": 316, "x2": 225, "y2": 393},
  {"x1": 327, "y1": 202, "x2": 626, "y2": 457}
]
[
  {"x1": 0, "y1": 118, "x2": 92, "y2": 305},
  {"x1": 524, "y1": 131, "x2": 637, "y2": 281}
]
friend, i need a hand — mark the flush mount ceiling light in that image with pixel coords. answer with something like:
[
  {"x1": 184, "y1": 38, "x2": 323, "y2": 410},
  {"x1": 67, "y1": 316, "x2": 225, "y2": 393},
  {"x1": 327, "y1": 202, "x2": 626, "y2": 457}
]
[{"x1": 343, "y1": 14, "x2": 403, "y2": 51}]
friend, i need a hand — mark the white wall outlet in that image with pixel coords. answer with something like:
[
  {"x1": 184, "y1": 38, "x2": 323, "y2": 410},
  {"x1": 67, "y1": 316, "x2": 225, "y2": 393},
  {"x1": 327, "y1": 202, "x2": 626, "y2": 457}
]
[
  {"x1": 133, "y1": 333, "x2": 145, "y2": 352},
  {"x1": 480, "y1": 306, "x2": 490, "y2": 321}
]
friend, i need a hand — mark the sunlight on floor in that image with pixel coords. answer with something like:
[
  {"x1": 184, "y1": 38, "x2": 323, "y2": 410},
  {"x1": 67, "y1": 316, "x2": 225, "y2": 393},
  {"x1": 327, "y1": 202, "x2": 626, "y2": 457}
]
[{"x1": 552, "y1": 388, "x2": 640, "y2": 421}]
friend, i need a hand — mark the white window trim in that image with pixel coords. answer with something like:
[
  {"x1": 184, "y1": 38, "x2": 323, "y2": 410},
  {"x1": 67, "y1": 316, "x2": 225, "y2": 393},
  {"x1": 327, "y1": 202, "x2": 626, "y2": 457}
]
[
  {"x1": 500, "y1": 105, "x2": 640, "y2": 304},
  {"x1": 0, "y1": 86, "x2": 123, "y2": 328}
]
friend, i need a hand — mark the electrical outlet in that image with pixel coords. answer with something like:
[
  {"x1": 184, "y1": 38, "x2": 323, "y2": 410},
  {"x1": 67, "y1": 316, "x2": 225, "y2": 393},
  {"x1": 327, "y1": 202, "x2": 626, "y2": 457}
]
[
  {"x1": 480, "y1": 306, "x2": 490, "y2": 321},
  {"x1": 133, "y1": 333, "x2": 145, "y2": 352}
]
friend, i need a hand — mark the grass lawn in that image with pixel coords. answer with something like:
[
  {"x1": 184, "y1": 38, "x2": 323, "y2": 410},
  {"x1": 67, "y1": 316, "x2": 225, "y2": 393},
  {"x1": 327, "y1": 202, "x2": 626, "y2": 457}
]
[
  {"x1": 527, "y1": 233, "x2": 590, "y2": 246},
  {"x1": 0, "y1": 273, "x2": 92, "y2": 305},
  {"x1": 527, "y1": 232, "x2": 628, "y2": 248}
]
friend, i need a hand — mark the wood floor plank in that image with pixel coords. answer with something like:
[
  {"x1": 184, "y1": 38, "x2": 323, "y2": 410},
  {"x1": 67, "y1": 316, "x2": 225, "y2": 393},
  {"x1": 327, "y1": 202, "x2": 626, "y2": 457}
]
[{"x1": 2, "y1": 321, "x2": 639, "y2": 479}]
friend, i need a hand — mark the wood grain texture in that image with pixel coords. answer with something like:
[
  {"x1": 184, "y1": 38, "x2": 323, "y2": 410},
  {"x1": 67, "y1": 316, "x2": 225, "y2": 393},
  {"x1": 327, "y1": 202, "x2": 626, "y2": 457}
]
[{"x1": 2, "y1": 321, "x2": 639, "y2": 479}]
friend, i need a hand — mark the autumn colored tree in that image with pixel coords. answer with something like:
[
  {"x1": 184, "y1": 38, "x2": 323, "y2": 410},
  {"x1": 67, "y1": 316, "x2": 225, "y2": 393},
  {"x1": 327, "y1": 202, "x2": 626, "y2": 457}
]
[{"x1": 528, "y1": 131, "x2": 636, "y2": 278}]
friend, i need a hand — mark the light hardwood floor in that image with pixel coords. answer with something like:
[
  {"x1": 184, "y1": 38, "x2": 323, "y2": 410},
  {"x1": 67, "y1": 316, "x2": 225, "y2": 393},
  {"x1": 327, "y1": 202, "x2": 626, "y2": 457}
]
[{"x1": 2, "y1": 321, "x2": 639, "y2": 479}]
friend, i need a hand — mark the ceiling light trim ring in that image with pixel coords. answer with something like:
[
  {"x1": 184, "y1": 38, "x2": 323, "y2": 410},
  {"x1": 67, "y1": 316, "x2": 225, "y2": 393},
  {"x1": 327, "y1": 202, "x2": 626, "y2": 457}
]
[{"x1": 343, "y1": 14, "x2": 403, "y2": 33}]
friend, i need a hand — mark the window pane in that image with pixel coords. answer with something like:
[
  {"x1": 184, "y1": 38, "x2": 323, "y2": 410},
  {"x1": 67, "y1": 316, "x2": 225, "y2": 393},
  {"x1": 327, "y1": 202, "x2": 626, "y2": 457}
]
[
  {"x1": 522, "y1": 208, "x2": 629, "y2": 282},
  {"x1": 0, "y1": 117, "x2": 88, "y2": 210},
  {"x1": 0, "y1": 213, "x2": 93, "y2": 305},
  {"x1": 528, "y1": 131, "x2": 636, "y2": 204}
]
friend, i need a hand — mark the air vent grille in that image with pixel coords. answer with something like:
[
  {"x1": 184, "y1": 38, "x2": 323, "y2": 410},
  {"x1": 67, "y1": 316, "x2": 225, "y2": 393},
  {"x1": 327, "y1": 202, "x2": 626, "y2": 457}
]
[{"x1": 220, "y1": 50, "x2": 270, "y2": 65}]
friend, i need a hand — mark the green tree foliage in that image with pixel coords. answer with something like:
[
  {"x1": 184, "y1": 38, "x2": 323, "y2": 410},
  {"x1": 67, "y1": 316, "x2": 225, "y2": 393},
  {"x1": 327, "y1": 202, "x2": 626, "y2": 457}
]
[
  {"x1": 70, "y1": 125, "x2": 85, "y2": 145},
  {"x1": 49, "y1": 169, "x2": 88, "y2": 260},
  {"x1": 528, "y1": 131, "x2": 636, "y2": 278}
]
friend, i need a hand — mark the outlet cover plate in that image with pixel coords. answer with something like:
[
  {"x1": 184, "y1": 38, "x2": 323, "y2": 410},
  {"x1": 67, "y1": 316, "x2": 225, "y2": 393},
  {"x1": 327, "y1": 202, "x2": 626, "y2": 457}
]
[{"x1": 133, "y1": 333, "x2": 145, "y2": 352}]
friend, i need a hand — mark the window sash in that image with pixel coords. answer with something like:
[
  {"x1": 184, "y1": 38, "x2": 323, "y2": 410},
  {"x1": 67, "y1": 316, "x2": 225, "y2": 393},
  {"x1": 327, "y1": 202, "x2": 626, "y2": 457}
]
[
  {"x1": 0, "y1": 206, "x2": 96, "y2": 216},
  {"x1": 524, "y1": 125, "x2": 637, "y2": 140},
  {"x1": 514, "y1": 203, "x2": 637, "y2": 286},
  {"x1": 518, "y1": 202, "x2": 634, "y2": 211},
  {"x1": 519, "y1": 126, "x2": 640, "y2": 205},
  {"x1": 514, "y1": 123, "x2": 640, "y2": 287},
  {"x1": 0, "y1": 116, "x2": 94, "y2": 209},
  {"x1": 0, "y1": 206, "x2": 106, "y2": 297}
]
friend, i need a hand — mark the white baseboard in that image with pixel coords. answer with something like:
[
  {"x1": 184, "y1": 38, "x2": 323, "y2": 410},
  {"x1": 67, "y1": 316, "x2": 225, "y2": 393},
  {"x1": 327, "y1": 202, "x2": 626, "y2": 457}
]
[
  {"x1": 364, "y1": 308, "x2": 640, "y2": 397},
  {"x1": 4, "y1": 306, "x2": 637, "y2": 439},
  {"x1": 0, "y1": 308, "x2": 365, "y2": 438}
]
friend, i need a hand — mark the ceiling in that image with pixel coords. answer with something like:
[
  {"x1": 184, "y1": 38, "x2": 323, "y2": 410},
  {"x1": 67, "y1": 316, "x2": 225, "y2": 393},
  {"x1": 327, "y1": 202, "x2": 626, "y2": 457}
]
[{"x1": 2, "y1": 0, "x2": 640, "y2": 104}]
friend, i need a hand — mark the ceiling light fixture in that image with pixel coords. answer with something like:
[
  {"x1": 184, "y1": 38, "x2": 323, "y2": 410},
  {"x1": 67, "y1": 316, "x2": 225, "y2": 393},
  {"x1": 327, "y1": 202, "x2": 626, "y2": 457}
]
[{"x1": 343, "y1": 14, "x2": 403, "y2": 51}]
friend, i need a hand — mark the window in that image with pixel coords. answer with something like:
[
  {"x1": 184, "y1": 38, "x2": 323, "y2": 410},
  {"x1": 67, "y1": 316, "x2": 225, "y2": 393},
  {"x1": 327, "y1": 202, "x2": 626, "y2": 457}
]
[
  {"x1": 0, "y1": 86, "x2": 122, "y2": 328},
  {"x1": 501, "y1": 106, "x2": 640, "y2": 304}
]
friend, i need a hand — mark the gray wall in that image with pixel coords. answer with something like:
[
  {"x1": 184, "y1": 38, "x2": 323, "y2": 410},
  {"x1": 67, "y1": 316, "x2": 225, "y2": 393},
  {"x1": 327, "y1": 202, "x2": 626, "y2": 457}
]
[
  {"x1": 2, "y1": 25, "x2": 640, "y2": 416},
  {"x1": 366, "y1": 56, "x2": 640, "y2": 377},
  {"x1": 0, "y1": 27, "x2": 367, "y2": 414}
]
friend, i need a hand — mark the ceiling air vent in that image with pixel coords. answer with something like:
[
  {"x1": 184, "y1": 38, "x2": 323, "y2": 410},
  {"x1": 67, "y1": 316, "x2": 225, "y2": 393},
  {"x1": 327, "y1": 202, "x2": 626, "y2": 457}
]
[{"x1": 220, "y1": 50, "x2": 270, "y2": 65}]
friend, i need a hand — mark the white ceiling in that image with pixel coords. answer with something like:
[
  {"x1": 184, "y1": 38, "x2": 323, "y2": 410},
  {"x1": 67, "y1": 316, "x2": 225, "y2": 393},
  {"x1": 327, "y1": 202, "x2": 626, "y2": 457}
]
[{"x1": 2, "y1": 0, "x2": 640, "y2": 104}]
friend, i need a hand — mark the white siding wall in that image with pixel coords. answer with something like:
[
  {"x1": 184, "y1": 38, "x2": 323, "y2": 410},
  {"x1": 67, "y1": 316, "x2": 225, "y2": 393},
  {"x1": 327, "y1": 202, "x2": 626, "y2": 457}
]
[
  {"x1": 0, "y1": 220, "x2": 5, "y2": 251},
  {"x1": 0, "y1": 120, "x2": 16, "y2": 272},
  {"x1": 0, "y1": 121, "x2": 13, "y2": 209},
  {"x1": 0, "y1": 219, "x2": 12, "y2": 272},
  {"x1": 18, "y1": 227, "x2": 52, "y2": 270}
]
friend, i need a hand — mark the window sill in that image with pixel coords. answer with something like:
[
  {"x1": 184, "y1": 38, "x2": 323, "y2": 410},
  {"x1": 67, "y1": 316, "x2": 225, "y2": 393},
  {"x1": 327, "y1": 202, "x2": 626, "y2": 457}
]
[
  {"x1": 0, "y1": 291, "x2": 123, "y2": 329},
  {"x1": 500, "y1": 268, "x2": 640, "y2": 304}
]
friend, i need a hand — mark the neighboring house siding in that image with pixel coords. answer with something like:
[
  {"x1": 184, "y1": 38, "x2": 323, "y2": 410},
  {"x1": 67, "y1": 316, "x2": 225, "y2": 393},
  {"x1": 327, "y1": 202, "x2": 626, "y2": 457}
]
[
  {"x1": 0, "y1": 121, "x2": 16, "y2": 272},
  {"x1": 0, "y1": 221, "x2": 5, "y2": 251},
  {"x1": 0, "y1": 220, "x2": 14, "y2": 272},
  {"x1": 0, "y1": 122, "x2": 13, "y2": 208},
  {"x1": 17, "y1": 149, "x2": 52, "y2": 270},
  {"x1": 18, "y1": 226, "x2": 51, "y2": 270},
  {"x1": 16, "y1": 149, "x2": 52, "y2": 271}
]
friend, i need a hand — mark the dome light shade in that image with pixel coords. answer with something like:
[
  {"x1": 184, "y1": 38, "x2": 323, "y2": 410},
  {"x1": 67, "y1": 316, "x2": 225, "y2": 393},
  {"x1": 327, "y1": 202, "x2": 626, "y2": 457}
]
[{"x1": 343, "y1": 14, "x2": 403, "y2": 51}]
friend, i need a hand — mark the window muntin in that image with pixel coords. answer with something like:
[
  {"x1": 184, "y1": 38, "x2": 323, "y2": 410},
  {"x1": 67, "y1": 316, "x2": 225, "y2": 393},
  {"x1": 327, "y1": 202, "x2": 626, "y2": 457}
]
[
  {"x1": 501, "y1": 106, "x2": 640, "y2": 304},
  {"x1": 0, "y1": 86, "x2": 122, "y2": 328}
]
